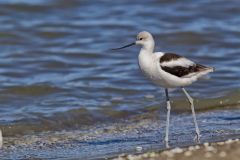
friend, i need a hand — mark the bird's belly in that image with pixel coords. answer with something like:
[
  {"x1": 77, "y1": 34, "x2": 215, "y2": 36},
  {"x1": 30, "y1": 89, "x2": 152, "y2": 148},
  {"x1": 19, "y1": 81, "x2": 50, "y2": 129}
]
[
  {"x1": 140, "y1": 66, "x2": 156, "y2": 80},
  {"x1": 140, "y1": 66, "x2": 182, "y2": 87},
  {"x1": 141, "y1": 66, "x2": 195, "y2": 88}
]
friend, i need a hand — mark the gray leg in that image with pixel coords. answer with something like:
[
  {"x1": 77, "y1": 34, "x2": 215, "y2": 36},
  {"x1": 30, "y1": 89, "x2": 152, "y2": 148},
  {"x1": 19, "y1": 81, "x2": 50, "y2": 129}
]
[
  {"x1": 0, "y1": 129, "x2": 2, "y2": 149},
  {"x1": 164, "y1": 88, "x2": 171, "y2": 148},
  {"x1": 182, "y1": 88, "x2": 201, "y2": 143}
]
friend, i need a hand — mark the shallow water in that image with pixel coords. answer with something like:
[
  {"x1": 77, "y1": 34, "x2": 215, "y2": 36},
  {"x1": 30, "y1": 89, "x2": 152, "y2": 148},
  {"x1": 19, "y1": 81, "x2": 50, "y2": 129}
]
[
  {"x1": 0, "y1": 0, "x2": 239, "y2": 158},
  {"x1": 1, "y1": 108, "x2": 240, "y2": 159}
]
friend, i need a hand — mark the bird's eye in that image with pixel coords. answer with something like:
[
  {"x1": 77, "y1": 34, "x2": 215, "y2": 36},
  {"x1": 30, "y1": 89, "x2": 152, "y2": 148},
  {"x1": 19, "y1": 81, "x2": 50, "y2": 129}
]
[{"x1": 139, "y1": 38, "x2": 143, "y2": 40}]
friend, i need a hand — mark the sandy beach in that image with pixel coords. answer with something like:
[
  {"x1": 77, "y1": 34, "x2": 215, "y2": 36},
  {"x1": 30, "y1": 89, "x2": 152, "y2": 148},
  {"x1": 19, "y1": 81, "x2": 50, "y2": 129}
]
[{"x1": 113, "y1": 139, "x2": 240, "y2": 160}]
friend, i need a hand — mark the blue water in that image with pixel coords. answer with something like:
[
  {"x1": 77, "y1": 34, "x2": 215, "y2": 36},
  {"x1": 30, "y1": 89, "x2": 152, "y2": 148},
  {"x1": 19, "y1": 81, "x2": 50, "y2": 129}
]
[{"x1": 0, "y1": 0, "x2": 238, "y2": 134}]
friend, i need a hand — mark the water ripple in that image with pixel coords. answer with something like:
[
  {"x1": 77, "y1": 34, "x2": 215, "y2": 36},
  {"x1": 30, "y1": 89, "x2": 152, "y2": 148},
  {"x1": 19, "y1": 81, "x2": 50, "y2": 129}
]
[{"x1": 0, "y1": 0, "x2": 239, "y2": 132}]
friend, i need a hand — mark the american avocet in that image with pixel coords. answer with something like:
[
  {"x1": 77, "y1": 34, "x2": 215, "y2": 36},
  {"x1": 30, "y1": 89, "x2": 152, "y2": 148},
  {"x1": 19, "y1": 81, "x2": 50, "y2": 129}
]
[{"x1": 112, "y1": 31, "x2": 214, "y2": 148}]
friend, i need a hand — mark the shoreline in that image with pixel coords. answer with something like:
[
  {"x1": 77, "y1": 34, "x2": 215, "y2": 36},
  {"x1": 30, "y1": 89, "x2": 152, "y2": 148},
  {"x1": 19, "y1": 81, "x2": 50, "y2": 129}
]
[{"x1": 113, "y1": 138, "x2": 240, "y2": 160}]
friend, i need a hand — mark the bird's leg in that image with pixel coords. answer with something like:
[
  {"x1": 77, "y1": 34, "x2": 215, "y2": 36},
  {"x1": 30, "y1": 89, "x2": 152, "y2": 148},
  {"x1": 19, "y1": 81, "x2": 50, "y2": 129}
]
[
  {"x1": 182, "y1": 88, "x2": 201, "y2": 143},
  {"x1": 164, "y1": 88, "x2": 171, "y2": 148},
  {"x1": 0, "y1": 129, "x2": 2, "y2": 149}
]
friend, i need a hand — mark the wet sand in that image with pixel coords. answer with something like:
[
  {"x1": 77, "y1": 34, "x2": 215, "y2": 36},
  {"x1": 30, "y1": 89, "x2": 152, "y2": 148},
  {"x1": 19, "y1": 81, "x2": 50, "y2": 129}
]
[{"x1": 113, "y1": 139, "x2": 240, "y2": 160}]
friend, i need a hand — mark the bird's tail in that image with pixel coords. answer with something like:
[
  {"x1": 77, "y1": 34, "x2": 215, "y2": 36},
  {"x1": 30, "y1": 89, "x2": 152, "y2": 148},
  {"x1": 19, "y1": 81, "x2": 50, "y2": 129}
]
[
  {"x1": 195, "y1": 64, "x2": 214, "y2": 79},
  {"x1": 197, "y1": 64, "x2": 215, "y2": 72}
]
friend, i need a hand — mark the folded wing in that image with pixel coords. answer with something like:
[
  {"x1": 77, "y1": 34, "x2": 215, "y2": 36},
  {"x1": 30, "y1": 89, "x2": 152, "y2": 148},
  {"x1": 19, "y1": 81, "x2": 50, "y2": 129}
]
[{"x1": 160, "y1": 53, "x2": 214, "y2": 78}]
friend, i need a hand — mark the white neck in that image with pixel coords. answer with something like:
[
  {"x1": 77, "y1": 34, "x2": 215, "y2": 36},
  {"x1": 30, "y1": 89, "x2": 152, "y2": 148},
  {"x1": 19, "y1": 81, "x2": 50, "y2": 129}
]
[
  {"x1": 141, "y1": 37, "x2": 155, "y2": 53},
  {"x1": 140, "y1": 40, "x2": 155, "y2": 54}
]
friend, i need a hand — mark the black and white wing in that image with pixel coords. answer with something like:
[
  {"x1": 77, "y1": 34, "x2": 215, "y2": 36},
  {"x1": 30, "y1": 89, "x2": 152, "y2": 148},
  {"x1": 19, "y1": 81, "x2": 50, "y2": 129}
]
[{"x1": 159, "y1": 53, "x2": 214, "y2": 78}]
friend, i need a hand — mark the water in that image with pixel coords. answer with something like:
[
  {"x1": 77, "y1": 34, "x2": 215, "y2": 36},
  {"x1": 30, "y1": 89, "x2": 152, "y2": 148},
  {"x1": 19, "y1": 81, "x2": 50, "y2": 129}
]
[{"x1": 0, "y1": 0, "x2": 239, "y2": 158}]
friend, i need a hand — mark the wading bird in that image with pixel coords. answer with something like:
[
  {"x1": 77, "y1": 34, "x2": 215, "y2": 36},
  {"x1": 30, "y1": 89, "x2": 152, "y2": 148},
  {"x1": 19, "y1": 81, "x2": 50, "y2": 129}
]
[{"x1": 112, "y1": 31, "x2": 214, "y2": 148}]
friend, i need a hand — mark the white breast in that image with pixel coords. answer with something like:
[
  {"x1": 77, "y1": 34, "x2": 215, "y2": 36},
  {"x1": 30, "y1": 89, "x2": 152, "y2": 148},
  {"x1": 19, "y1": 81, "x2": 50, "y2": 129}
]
[{"x1": 138, "y1": 51, "x2": 164, "y2": 83}]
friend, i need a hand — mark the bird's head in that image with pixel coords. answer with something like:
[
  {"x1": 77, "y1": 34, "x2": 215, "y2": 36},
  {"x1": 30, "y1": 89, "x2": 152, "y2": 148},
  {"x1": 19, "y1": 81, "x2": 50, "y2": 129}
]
[{"x1": 111, "y1": 31, "x2": 155, "y2": 51}]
